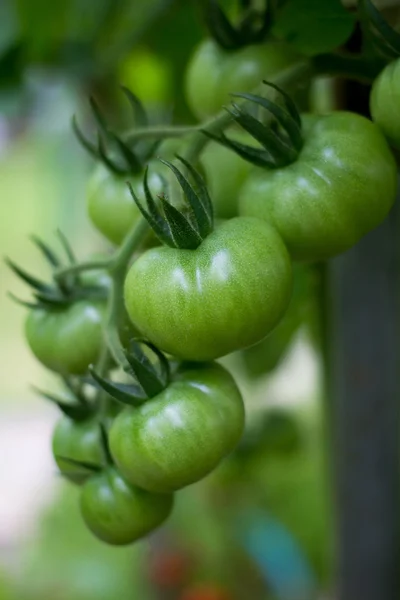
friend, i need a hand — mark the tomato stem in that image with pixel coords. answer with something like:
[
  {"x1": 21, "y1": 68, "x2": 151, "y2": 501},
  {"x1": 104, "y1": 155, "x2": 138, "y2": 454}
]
[{"x1": 103, "y1": 217, "x2": 151, "y2": 369}]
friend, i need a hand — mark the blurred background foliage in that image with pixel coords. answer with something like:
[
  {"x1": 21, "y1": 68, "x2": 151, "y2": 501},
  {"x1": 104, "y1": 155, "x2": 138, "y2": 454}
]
[{"x1": 0, "y1": 1, "x2": 331, "y2": 599}]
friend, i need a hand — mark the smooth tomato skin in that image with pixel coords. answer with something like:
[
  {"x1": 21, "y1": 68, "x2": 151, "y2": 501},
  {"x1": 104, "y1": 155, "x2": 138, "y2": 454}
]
[
  {"x1": 185, "y1": 39, "x2": 299, "y2": 120},
  {"x1": 87, "y1": 164, "x2": 163, "y2": 246},
  {"x1": 109, "y1": 363, "x2": 245, "y2": 493},
  {"x1": 124, "y1": 217, "x2": 292, "y2": 361},
  {"x1": 25, "y1": 301, "x2": 105, "y2": 374},
  {"x1": 80, "y1": 468, "x2": 173, "y2": 546},
  {"x1": 200, "y1": 132, "x2": 253, "y2": 219},
  {"x1": 239, "y1": 112, "x2": 398, "y2": 262},
  {"x1": 370, "y1": 59, "x2": 400, "y2": 147},
  {"x1": 52, "y1": 417, "x2": 103, "y2": 484}
]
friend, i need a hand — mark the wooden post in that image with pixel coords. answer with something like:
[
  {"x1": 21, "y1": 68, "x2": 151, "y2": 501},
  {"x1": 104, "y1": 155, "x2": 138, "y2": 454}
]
[{"x1": 327, "y1": 195, "x2": 400, "y2": 599}]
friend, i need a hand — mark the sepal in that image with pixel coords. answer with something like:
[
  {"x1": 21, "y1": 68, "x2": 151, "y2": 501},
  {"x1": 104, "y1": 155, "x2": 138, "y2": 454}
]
[
  {"x1": 202, "y1": 81, "x2": 302, "y2": 169},
  {"x1": 73, "y1": 88, "x2": 156, "y2": 176},
  {"x1": 129, "y1": 158, "x2": 214, "y2": 250},
  {"x1": 205, "y1": 0, "x2": 273, "y2": 50}
]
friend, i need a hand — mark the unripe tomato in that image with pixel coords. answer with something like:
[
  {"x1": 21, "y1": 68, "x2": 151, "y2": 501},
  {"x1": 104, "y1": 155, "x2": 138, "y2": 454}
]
[
  {"x1": 124, "y1": 217, "x2": 292, "y2": 361},
  {"x1": 87, "y1": 164, "x2": 163, "y2": 246},
  {"x1": 80, "y1": 467, "x2": 173, "y2": 545},
  {"x1": 200, "y1": 131, "x2": 253, "y2": 219},
  {"x1": 25, "y1": 301, "x2": 105, "y2": 374},
  {"x1": 370, "y1": 58, "x2": 400, "y2": 147},
  {"x1": 185, "y1": 39, "x2": 300, "y2": 120},
  {"x1": 109, "y1": 363, "x2": 245, "y2": 493},
  {"x1": 52, "y1": 417, "x2": 103, "y2": 484},
  {"x1": 239, "y1": 112, "x2": 397, "y2": 262}
]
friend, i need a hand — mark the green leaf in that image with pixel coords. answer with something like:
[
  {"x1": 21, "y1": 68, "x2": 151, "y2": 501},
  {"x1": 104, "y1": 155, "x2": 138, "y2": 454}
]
[{"x1": 274, "y1": 0, "x2": 355, "y2": 56}]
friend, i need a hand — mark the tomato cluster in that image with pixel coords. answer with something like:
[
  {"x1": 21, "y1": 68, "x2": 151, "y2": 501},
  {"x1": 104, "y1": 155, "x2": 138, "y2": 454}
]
[{"x1": 8, "y1": 0, "x2": 400, "y2": 550}]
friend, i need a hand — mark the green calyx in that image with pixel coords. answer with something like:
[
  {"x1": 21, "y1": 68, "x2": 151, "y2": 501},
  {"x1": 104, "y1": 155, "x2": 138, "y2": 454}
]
[
  {"x1": 205, "y1": 0, "x2": 274, "y2": 50},
  {"x1": 203, "y1": 81, "x2": 303, "y2": 169},
  {"x1": 73, "y1": 87, "x2": 157, "y2": 176},
  {"x1": 129, "y1": 156, "x2": 214, "y2": 250},
  {"x1": 90, "y1": 340, "x2": 171, "y2": 408},
  {"x1": 360, "y1": 0, "x2": 400, "y2": 59},
  {"x1": 33, "y1": 375, "x2": 96, "y2": 422},
  {"x1": 6, "y1": 232, "x2": 107, "y2": 310}
]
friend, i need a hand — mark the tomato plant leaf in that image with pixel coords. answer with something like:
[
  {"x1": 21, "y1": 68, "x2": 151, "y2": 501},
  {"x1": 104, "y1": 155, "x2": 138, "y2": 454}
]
[{"x1": 273, "y1": 0, "x2": 355, "y2": 56}]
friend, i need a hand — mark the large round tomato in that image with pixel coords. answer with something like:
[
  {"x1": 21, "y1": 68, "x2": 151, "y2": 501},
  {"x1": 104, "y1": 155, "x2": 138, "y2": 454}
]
[
  {"x1": 239, "y1": 112, "x2": 397, "y2": 262},
  {"x1": 124, "y1": 217, "x2": 292, "y2": 361},
  {"x1": 80, "y1": 467, "x2": 173, "y2": 545},
  {"x1": 185, "y1": 39, "x2": 300, "y2": 120},
  {"x1": 200, "y1": 131, "x2": 252, "y2": 219},
  {"x1": 25, "y1": 300, "x2": 105, "y2": 374},
  {"x1": 87, "y1": 164, "x2": 164, "y2": 246},
  {"x1": 109, "y1": 363, "x2": 245, "y2": 493},
  {"x1": 370, "y1": 58, "x2": 400, "y2": 148},
  {"x1": 52, "y1": 416, "x2": 103, "y2": 484}
]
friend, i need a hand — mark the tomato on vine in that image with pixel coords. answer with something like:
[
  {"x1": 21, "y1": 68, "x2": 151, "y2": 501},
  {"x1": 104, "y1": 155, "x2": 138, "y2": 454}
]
[
  {"x1": 74, "y1": 88, "x2": 168, "y2": 246},
  {"x1": 185, "y1": 39, "x2": 300, "y2": 120},
  {"x1": 370, "y1": 59, "x2": 400, "y2": 148},
  {"x1": 80, "y1": 467, "x2": 173, "y2": 545},
  {"x1": 6, "y1": 234, "x2": 110, "y2": 375},
  {"x1": 87, "y1": 163, "x2": 163, "y2": 246},
  {"x1": 26, "y1": 300, "x2": 105, "y2": 374},
  {"x1": 90, "y1": 343, "x2": 245, "y2": 493},
  {"x1": 124, "y1": 158, "x2": 292, "y2": 361},
  {"x1": 206, "y1": 83, "x2": 397, "y2": 262}
]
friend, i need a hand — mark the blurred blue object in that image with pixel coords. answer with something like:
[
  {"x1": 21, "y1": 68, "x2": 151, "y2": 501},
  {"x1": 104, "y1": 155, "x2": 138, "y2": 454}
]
[{"x1": 236, "y1": 510, "x2": 318, "y2": 600}]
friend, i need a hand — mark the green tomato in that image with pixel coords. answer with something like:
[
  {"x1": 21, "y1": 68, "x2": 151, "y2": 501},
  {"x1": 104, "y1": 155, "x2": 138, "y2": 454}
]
[
  {"x1": 239, "y1": 265, "x2": 311, "y2": 377},
  {"x1": 239, "y1": 112, "x2": 398, "y2": 262},
  {"x1": 124, "y1": 217, "x2": 292, "y2": 361},
  {"x1": 52, "y1": 417, "x2": 103, "y2": 484},
  {"x1": 80, "y1": 467, "x2": 173, "y2": 545},
  {"x1": 200, "y1": 131, "x2": 253, "y2": 219},
  {"x1": 185, "y1": 39, "x2": 300, "y2": 120},
  {"x1": 87, "y1": 164, "x2": 164, "y2": 246},
  {"x1": 370, "y1": 58, "x2": 400, "y2": 148},
  {"x1": 25, "y1": 301, "x2": 105, "y2": 374},
  {"x1": 109, "y1": 363, "x2": 244, "y2": 493}
]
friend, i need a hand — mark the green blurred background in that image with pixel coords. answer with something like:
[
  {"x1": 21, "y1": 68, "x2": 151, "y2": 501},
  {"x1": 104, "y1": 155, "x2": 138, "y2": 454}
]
[{"x1": 0, "y1": 1, "x2": 331, "y2": 599}]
